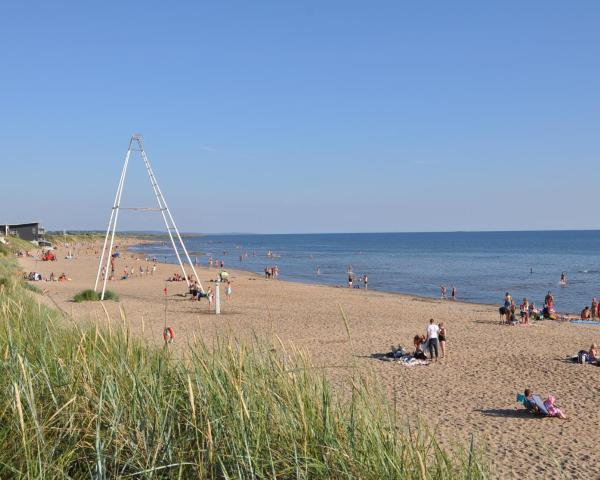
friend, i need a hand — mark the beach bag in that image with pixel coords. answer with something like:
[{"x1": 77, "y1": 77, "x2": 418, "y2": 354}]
[{"x1": 577, "y1": 350, "x2": 589, "y2": 364}]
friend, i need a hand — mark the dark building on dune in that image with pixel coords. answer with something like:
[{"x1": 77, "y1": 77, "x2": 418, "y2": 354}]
[{"x1": 1, "y1": 222, "x2": 46, "y2": 242}]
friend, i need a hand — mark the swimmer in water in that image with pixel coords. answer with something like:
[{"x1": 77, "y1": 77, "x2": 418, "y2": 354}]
[{"x1": 560, "y1": 272, "x2": 567, "y2": 285}]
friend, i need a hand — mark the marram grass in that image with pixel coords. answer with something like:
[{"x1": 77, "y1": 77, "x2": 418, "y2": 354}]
[
  {"x1": 73, "y1": 288, "x2": 119, "y2": 302},
  {"x1": 0, "y1": 259, "x2": 488, "y2": 479}
]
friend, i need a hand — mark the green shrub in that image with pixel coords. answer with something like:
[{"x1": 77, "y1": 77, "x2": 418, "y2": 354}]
[{"x1": 73, "y1": 288, "x2": 119, "y2": 302}]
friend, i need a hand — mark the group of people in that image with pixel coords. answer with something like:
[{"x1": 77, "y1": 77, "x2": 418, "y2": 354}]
[
  {"x1": 23, "y1": 271, "x2": 67, "y2": 282},
  {"x1": 440, "y1": 285, "x2": 456, "y2": 300},
  {"x1": 208, "y1": 257, "x2": 225, "y2": 269},
  {"x1": 500, "y1": 291, "x2": 557, "y2": 324},
  {"x1": 579, "y1": 298, "x2": 600, "y2": 320},
  {"x1": 264, "y1": 266, "x2": 279, "y2": 279},
  {"x1": 166, "y1": 272, "x2": 190, "y2": 282},
  {"x1": 110, "y1": 263, "x2": 158, "y2": 281},
  {"x1": 519, "y1": 389, "x2": 567, "y2": 419},
  {"x1": 347, "y1": 266, "x2": 368, "y2": 289},
  {"x1": 413, "y1": 319, "x2": 447, "y2": 362},
  {"x1": 189, "y1": 279, "x2": 233, "y2": 307}
]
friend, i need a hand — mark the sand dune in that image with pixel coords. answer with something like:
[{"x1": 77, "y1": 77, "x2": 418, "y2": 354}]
[{"x1": 18, "y1": 240, "x2": 600, "y2": 479}]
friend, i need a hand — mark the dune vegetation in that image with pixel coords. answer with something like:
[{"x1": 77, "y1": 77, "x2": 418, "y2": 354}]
[{"x1": 0, "y1": 257, "x2": 488, "y2": 479}]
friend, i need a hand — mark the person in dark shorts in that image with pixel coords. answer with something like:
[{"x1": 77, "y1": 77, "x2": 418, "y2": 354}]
[
  {"x1": 438, "y1": 322, "x2": 447, "y2": 358},
  {"x1": 426, "y1": 318, "x2": 440, "y2": 361}
]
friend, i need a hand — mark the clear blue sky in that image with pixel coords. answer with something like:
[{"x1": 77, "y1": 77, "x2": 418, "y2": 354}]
[{"x1": 1, "y1": 1, "x2": 599, "y2": 233}]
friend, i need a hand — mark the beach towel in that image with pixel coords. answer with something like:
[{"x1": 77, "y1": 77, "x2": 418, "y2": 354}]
[{"x1": 571, "y1": 320, "x2": 600, "y2": 325}]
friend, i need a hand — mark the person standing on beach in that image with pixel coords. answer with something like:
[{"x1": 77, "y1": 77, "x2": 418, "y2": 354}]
[
  {"x1": 225, "y1": 281, "x2": 232, "y2": 300},
  {"x1": 440, "y1": 285, "x2": 447, "y2": 299},
  {"x1": 364, "y1": 274, "x2": 368, "y2": 290},
  {"x1": 426, "y1": 319, "x2": 440, "y2": 361},
  {"x1": 438, "y1": 322, "x2": 447, "y2": 358},
  {"x1": 592, "y1": 298, "x2": 598, "y2": 319},
  {"x1": 451, "y1": 286, "x2": 456, "y2": 301},
  {"x1": 207, "y1": 287, "x2": 214, "y2": 310}
]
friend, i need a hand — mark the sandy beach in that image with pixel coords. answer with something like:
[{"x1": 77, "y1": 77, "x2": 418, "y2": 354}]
[{"x1": 18, "y1": 239, "x2": 600, "y2": 479}]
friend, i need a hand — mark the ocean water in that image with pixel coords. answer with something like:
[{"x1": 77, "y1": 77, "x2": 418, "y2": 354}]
[{"x1": 130, "y1": 231, "x2": 600, "y2": 313}]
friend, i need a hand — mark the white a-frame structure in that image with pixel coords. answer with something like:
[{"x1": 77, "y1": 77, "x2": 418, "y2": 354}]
[{"x1": 94, "y1": 134, "x2": 204, "y2": 300}]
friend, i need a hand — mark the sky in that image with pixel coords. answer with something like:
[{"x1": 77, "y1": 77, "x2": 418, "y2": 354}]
[{"x1": 1, "y1": 1, "x2": 599, "y2": 234}]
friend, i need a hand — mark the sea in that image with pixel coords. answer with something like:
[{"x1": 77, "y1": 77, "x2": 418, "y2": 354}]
[{"x1": 130, "y1": 231, "x2": 600, "y2": 313}]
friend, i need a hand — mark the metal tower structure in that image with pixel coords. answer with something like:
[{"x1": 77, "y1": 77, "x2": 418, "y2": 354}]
[{"x1": 94, "y1": 134, "x2": 204, "y2": 300}]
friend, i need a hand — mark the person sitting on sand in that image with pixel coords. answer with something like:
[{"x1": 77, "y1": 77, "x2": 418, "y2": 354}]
[
  {"x1": 543, "y1": 395, "x2": 567, "y2": 419},
  {"x1": 528, "y1": 302, "x2": 539, "y2": 320},
  {"x1": 508, "y1": 303, "x2": 518, "y2": 325},
  {"x1": 545, "y1": 291, "x2": 554, "y2": 310},
  {"x1": 413, "y1": 335, "x2": 427, "y2": 360},
  {"x1": 589, "y1": 344, "x2": 598, "y2": 362},
  {"x1": 521, "y1": 388, "x2": 540, "y2": 414},
  {"x1": 581, "y1": 306, "x2": 592, "y2": 320}
]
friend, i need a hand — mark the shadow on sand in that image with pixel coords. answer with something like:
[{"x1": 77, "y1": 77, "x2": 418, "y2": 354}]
[{"x1": 476, "y1": 408, "x2": 540, "y2": 419}]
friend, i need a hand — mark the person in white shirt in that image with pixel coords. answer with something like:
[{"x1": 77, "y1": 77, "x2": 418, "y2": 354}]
[{"x1": 426, "y1": 318, "x2": 440, "y2": 361}]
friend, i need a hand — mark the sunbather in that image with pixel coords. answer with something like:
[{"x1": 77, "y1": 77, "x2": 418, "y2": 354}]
[
  {"x1": 521, "y1": 388, "x2": 540, "y2": 414},
  {"x1": 543, "y1": 395, "x2": 566, "y2": 419},
  {"x1": 581, "y1": 306, "x2": 592, "y2": 320}
]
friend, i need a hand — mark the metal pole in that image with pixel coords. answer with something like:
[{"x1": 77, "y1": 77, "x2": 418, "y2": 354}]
[
  {"x1": 136, "y1": 137, "x2": 205, "y2": 293},
  {"x1": 215, "y1": 281, "x2": 221, "y2": 315},
  {"x1": 141, "y1": 154, "x2": 204, "y2": 292},
  {"x1": 137, "y1": 143, "x2": 188, "y2": 284},
  {"x1": 100, "y1": 141, "x2": 132, "y2": 300},
  {"x1": 94, "y1": 140, "x2": 131, "y2": 291}
]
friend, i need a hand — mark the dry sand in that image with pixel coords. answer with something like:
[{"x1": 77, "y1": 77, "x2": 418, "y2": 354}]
[{"x1": 18, "y1": 239, "x2": 600, "y2": 479}]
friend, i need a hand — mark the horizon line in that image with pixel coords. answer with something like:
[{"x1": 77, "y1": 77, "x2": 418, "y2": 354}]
[{"x1": 48, "y1": 228, "x2": 600, "y2": 236}]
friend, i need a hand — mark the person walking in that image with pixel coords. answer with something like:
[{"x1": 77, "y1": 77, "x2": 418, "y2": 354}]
[
  {"x1": 451, "y1": 286, "x2": 456, "y2": 301},
  {"x1": 426, "y1": 318, "x2": 440, "y2": 362}
]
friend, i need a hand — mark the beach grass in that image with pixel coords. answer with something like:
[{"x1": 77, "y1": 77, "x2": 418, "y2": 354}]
[
  {"x1": 0, "y1": 258, "x2": 489, "y2": 479},
  {"x1": 73, "y1": 288, "x2": 119, "y2": 302}
]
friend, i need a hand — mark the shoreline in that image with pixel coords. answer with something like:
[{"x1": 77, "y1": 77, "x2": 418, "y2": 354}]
[{"x1": 128, "y1": 240, "x2": 582, "y2": 316}]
